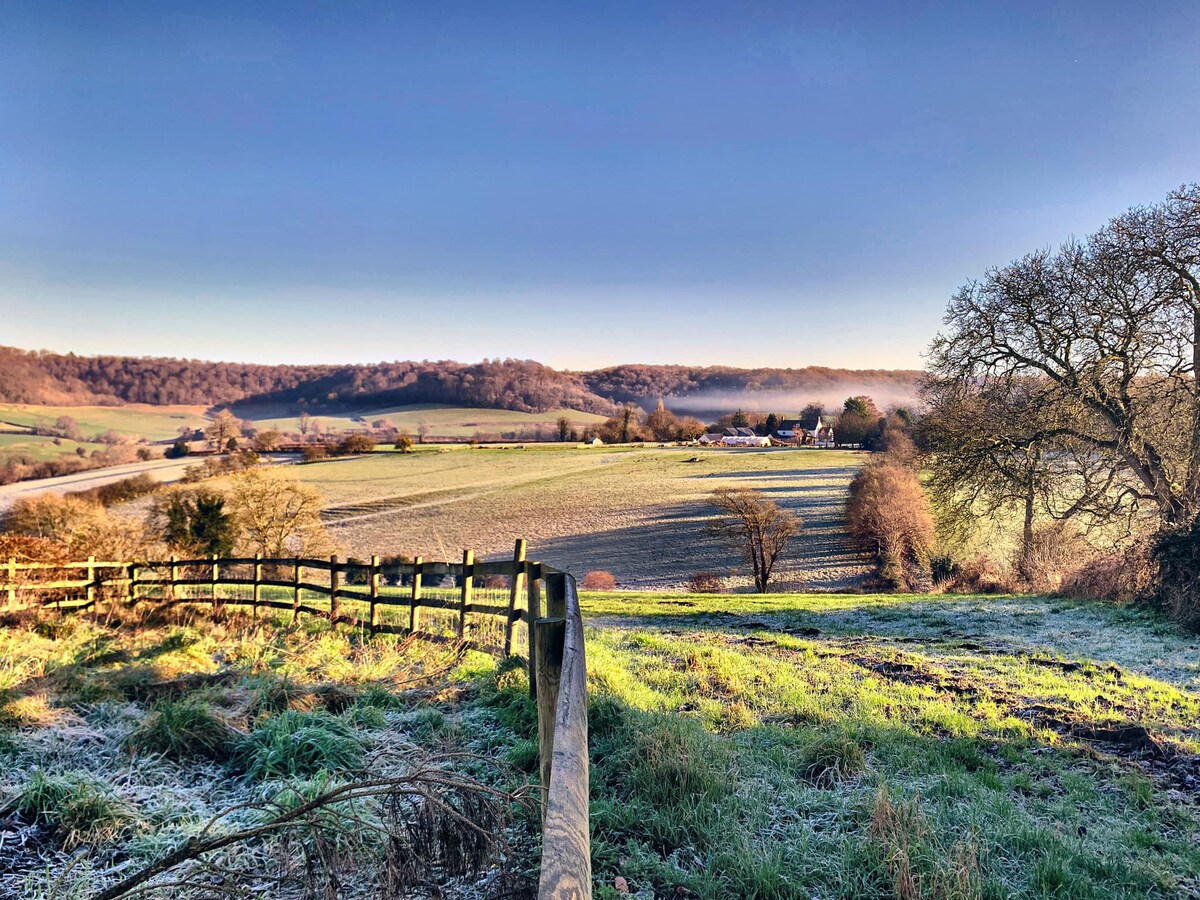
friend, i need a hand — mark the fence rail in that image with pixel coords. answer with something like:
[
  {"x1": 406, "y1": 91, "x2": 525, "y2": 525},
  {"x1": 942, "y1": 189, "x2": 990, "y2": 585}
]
[{"x1": 1, "y1": 539, "x2": 592, "y2": 900}]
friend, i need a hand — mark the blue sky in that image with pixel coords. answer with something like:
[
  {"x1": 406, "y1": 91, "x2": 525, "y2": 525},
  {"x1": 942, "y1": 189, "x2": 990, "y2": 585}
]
[{"x1": 1, "y1": 1, "x2": 1197, "y2": 369}]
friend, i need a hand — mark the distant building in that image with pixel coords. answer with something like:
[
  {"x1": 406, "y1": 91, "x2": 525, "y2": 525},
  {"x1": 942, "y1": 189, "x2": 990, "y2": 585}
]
[
  {"x1": 719, "y1": 427, "x2": 771, "y2": 447},
  {"x1": 776, "y1": 415, "x2": 836, "y2": 447}
]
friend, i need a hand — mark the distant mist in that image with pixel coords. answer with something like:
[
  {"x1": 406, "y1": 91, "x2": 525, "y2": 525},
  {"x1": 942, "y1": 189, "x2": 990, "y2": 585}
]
[{"x1": 662, "y1": 384, "x2": 922, "y2": 419}]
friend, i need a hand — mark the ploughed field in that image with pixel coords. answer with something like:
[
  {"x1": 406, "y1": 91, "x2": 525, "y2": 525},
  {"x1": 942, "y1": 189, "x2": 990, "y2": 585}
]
[
  {"x1": 297, "y1": 446, "x2": 872, "y2": 591},
  {"x1": 1, "y1": 592, "x2": 1197, "y2": 898}
]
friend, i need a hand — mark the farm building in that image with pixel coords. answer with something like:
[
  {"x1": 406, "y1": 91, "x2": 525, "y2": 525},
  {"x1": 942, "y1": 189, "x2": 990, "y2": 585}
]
[
  {"x1": 716, "y1": 427, "x2": 771, "y2": 447},
  {"x1": 776, "y1": 415, "x2": 836, "y2": 447}
]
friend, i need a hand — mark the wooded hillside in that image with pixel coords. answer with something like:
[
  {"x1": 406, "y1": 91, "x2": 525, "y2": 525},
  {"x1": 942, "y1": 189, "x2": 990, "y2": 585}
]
[{"x1": 0, "y1": 346, "x2": 920, "y2": 415}]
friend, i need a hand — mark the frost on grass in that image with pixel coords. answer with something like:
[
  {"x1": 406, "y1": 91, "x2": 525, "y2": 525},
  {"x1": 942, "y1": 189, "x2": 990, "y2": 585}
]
[{"x1": 0, "y1": 610, "x2": 540, "y2": 899}]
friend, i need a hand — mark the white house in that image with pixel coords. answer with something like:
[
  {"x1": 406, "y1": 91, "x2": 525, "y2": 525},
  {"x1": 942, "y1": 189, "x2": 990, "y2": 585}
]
[{"x1": 776, "y1": 415, "x2": 836, "y2": 447}]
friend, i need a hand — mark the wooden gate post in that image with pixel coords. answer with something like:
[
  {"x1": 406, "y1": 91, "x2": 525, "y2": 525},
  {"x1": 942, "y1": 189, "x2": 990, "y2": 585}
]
[
  {"x1": 458, "y1": 549, "x2": 474, "y2": 641},
  {"x1": 6, "y1": 558, "x2": 15, "y2": 611},
  {"x1": 409, "y1": 556, "x2": 423, "y2": 633},
  {"x1": 534, "y1": 615, "x2": 566, "y2": 821},
  {"x1": 329, "y1": 554, "x2": 340, "y2": 622},
  {"x1": 369, "y1": 554, "x2": 381, "y2": 633},
  {"x1": 169, "y1": 554, "x2": 178, "y2": 603},
  {"x1": 211, "y1": 554, "x2": 219, "y2": 606},
  {"x1": 504, "y1": 538, "x2": 527, "y2": 656}
]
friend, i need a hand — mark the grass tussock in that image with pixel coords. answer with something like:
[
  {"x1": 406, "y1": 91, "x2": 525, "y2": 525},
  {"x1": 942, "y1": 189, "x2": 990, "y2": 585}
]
[
  {"x1": 17, "y1": 770, "x2": 140, "y2": 849},
  {"x1": 236, "y1": 709, "x2": 364, "y2": 780},
  {"x1": 125, "y1": 696, "x2": 237, "y2": 760}
]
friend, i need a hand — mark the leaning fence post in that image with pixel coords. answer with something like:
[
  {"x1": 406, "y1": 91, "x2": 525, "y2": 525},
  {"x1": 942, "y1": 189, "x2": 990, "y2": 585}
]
[
  {"x1": 504, "y1": 538, "x2": 527, "y2": 656},
  {"x1": 329, "y1": 554, "x2": 340, "y2": 622},
  {"x1": 527, "y1": 563, "x2": 542, "y2": 698},
  {"x1": 369, "y1": 554, "x2": 381, "y2": 633},
  {"x1": 535, "y1": 615, "x2": 566, "y2": 821},
  {"x1": 458, "y1": 549, "x2": 474, "y2": 641},
  {"x1": 409, "y1": 556, "x2": 423, "y2": 633},
  {"x1": 545, "y1": 571, "x2": 568, "y2": 620},
  {"x1": 253, "y1": 552, "x2": 263, "y2": 619}
]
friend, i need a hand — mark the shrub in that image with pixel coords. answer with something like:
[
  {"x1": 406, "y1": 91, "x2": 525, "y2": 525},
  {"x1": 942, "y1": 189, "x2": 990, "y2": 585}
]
[
  {"x1": 335, "y1": 433, "x2": 375, "y2": 455},
  {"x1": 1153, "y1": 520, "x2": 1200, "y2": 630},
  {"x1": 847, "y1": 460, "x2": 935, "y2": 591},
  {"x1": 126, "y1": 697, "x2": 236, "y2": 761},
  {"x1": 1060, "y1": 543, "x2": 1155, "y2": 604},
  {"x1": 581, "y1": 570, "x2": 617, "y2": 591},
  {"x1": 17, "y1": 771, "x2": 139, "y2": 849},
  {"x1": 302, "y1": 444, "x2": 329, "y2": 462},
  {"x1": 236, "y1": 710, "x2": 363, "y2": 780},
  {"x1": 687, "y1": 571, "x2": 724, "y2": 593}
]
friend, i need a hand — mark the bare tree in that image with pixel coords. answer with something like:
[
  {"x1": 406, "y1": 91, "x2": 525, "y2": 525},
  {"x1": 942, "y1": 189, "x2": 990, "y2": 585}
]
[
  {"x1": 226, "y1": 469, "x2": 334, "y2": 557},
  {"x1": 918, "y1": 377, "x2": 1136, "y2": 579},
  {"x1": 928, "y1": 185, "x2": 1200, "y2": 528},
  {"x1": 707, "y1": 488, "x2": 800, "y2": 592}
]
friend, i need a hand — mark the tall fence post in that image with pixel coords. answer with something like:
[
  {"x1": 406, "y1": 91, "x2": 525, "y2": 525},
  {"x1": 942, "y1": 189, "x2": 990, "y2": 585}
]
[
  {"x1": 6, "y1": 558, "x2": 15, "y2": 611},
  {"x1": 253, "y1": 552, "x2": 263, "y2": 619},
  {"x1": 329, "y1": 554, "x2": 340, "y2": 622},
  {"x1": 211, "y1": 554, "x2": 218, "y2": 606},
  {"x1": 169, "y1": 554, "x2": 178, "y2": 603},
  {"x1": 527, "y1": 563, "x2": 542, "y2": 698},
  {"x1": 504, "y1": 538, "x2": 527, "y2": 656},
  {"x1": 369, "y1": 554, "x2": 381, "y2": 633},
  {"x1": 535, "y1": 615, "x2": 566, "y2": 821},
  {"x1": 128, "y1": 562, "x2": 139, "y2": 606},
  {"x1": 293, "y1": 557, "x2": 302, "y2": 622},
  {"x1": 458, "y1": 549, "x2": 474, "y2": 641},
  {"x1": 410, "y1": 556, "x2": 423, "y2": 633}
]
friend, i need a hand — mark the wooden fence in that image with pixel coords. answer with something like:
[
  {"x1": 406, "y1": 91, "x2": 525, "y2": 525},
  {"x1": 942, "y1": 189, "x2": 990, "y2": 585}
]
[{"x1": 1, "y1": 539, "x2": 592, "y2": 900}]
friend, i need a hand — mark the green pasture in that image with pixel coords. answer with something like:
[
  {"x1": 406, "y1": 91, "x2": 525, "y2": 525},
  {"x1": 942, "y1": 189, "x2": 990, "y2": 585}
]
[
  {"x1": 0, "y1": 433, "x2": 107, "y2": 463},
  {"x1": 240, "y1": 402, "x2": 607, "y2": 437},
  {"x1": 0, "y1": 404, "x2": 207, "y2": 442}
]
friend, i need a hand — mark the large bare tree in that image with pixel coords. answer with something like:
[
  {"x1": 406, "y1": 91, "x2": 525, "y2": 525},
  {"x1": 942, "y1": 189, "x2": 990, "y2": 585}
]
[
  {"x1": 707, "y1": 488, "x2": 800, "y2": 592},
  {"x1": 927, "y1": 185, "x2": 1200, "y2": 529}
]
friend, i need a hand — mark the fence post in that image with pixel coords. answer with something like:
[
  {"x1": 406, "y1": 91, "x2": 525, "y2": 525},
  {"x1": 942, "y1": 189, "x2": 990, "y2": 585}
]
[
  {"x1": 369, "y1": 555, "x2": 381, "y2": 633},
  {"x1": 6, "y1": 558, "x2": 15, "y2": 611},
  {"x1": 535, "y1": 615, "x2": 566, "y2": 821},
  {"x1": 329, "y1": 554, "x2": 340, "y2": 622},
  {"x1": 169, "y1": 554, "x2": 178, "y2": 603},
  {"x1": 253, "y1": 552, "x2": 263, "y2": 619},
  {"x1": 86, "y1": 556, "x2": 96, "y2": 613},
  {"x1": 504, "y1": 538, "x2": 527, "y2": 656},
  {"x1": 527, "y1": 563, "x2": 542, "y2": 698},
  {"x1": 128, "y1": 562, "x2": 139, "y2": 606},
  {"x1": 545, "y1": 571, "x2": 568, "y2": 620},
  {"x1": 409, "y1": 556, "x2": 423, "y2": 633},
  {"x1": 211, "y1": 554, "x2": 218, "y2": 606},
  {"x1": 458, "y1": 549, "x2": 474, "y2": 641},
  {"x1": 293, "y1": 557, "x2": 301, "y2": 622}
]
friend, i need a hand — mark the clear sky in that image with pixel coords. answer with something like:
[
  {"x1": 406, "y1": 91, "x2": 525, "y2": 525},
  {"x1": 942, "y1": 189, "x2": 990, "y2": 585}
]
[{"x1": 1, "y1": 1, "x2": 1197, "y2": 370}]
